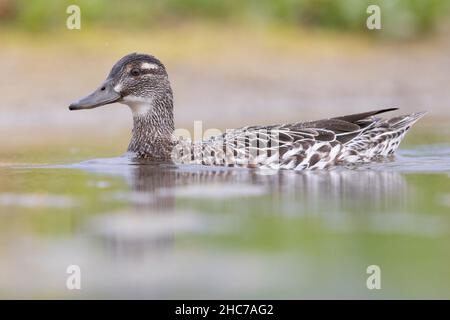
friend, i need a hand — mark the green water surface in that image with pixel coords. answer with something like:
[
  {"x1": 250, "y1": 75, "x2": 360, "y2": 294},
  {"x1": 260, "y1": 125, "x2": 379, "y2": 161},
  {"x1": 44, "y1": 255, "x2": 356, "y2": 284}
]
[{"x1": 0, "y1": 133, "x2": 449, "y2": 299}]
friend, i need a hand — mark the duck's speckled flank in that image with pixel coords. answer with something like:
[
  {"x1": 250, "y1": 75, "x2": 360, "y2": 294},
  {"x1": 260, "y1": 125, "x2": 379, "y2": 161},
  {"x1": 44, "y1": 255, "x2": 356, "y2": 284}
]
[{"x1": 171, "y1": 111, "x2": 425, "y2": 170}]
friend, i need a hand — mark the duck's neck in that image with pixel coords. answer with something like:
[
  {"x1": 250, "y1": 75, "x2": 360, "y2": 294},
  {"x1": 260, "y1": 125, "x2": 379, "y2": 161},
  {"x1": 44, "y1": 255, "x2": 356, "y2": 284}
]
[{"x1": 127, "y1": 92, "x2": 175, "y2": 161}]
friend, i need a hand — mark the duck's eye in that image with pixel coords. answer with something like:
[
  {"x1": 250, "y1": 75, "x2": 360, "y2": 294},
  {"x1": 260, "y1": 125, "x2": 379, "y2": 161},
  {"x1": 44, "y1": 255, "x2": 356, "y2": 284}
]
[{"x1": 130, "y1": 68, "x2": 140, "y2": 76}]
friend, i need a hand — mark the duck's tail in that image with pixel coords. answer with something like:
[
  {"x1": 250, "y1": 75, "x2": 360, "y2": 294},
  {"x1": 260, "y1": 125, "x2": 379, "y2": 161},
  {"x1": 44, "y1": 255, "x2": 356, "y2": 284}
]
[
  {"x1": 340, "y1": 111, "x2": 427, "y2": 162},
  {"x1": 386, "y1": 111, "x2": 427, "y2": 131}
]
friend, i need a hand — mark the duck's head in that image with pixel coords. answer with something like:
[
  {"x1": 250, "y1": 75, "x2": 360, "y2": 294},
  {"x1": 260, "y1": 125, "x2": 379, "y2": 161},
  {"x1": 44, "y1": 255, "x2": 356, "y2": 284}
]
[{"x1": 69, "y1": 53, "x2": 171, "y2": 115}]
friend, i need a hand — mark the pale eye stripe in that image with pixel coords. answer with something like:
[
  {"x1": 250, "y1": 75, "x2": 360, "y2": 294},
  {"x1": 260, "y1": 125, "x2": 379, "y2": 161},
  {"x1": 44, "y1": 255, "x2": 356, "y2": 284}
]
[{"x1": 141, "y1": 62, "x2": 158, "y2": 70}]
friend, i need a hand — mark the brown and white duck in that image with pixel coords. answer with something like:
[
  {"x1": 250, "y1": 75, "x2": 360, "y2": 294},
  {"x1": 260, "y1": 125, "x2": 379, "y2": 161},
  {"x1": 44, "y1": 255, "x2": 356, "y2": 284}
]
[{"x1": 69, "y1": 53, "x2": 425, "y2": 170}]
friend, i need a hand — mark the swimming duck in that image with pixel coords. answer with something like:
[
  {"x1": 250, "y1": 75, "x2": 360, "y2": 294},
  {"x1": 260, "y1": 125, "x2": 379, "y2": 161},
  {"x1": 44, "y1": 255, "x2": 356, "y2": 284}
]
[{"x1": 69, "y1": 53, "x2": 425, "y2": 170}]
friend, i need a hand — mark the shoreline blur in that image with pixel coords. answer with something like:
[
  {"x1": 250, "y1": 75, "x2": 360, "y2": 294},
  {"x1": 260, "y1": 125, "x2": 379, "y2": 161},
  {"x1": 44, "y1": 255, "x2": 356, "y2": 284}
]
[{"x1": 1, "y1": 24, "x2": 450, "y2": 152}]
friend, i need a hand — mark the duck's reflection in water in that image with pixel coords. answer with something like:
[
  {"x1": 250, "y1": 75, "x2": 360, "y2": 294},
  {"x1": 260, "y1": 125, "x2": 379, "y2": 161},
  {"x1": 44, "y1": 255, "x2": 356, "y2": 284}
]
[
  {"x1": 79, "y1": 160, "x2": 408, "y2": 257},
  {"x1": 124, "y1": 165, "x2": 407, "y2": 211}
]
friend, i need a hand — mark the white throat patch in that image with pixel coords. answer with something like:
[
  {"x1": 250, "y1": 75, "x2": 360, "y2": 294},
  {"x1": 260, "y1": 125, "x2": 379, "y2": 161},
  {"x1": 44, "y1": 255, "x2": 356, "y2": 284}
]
[{"x1": 121, "y1": 95, "x2": 153, "y2": 116}]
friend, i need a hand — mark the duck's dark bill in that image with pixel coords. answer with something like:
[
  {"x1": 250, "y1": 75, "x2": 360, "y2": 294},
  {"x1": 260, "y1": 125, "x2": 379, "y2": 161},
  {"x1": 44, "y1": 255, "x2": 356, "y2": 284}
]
[{"x1": 69, "y1": 81, "x2": 121, "y2": 110}]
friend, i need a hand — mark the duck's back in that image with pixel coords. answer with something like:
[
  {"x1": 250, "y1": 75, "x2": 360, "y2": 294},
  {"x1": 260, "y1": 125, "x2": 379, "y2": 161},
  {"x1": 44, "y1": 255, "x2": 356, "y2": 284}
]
[{"x1": 172, "y1": 108, "x2": 426, "y2": 170}]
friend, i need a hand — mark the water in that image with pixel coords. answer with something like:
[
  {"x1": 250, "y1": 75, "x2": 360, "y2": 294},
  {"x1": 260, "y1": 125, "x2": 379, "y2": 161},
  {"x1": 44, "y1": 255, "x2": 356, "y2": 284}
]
[{"x1": 0, "y1": 143, "x2": 449, "y2": 299}]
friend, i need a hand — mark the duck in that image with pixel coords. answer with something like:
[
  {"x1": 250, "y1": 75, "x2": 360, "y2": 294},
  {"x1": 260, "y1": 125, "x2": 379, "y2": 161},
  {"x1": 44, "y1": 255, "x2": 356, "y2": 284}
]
[{"x1": 69, "y1": 53, "x2": 426, "y2": 170}]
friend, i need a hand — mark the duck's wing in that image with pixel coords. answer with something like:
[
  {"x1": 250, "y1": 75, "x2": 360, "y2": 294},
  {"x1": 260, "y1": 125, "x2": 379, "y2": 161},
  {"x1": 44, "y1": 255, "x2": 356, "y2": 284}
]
[
  {"x1": 230, "y1": 108, "x2": 399, "y2": 149},
  {"x1": 174, "y1": 108, "x2": 423, "y2": 169},
  {"x1": 331, "y1": 107, "x2": 399, "y2": 123},
  {"x1": 297, "y1": 107, "x2": 399, "y2": 144}
]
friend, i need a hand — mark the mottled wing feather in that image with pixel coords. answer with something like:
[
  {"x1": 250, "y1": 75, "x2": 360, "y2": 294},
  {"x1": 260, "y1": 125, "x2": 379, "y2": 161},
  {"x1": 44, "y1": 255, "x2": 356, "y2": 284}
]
[
  {"x1": 194, "y1": 125, "x2": 341, "y2": 169},
  {"x1": 172, "y1": 108, "x2": 425, "y2": 170},
  {"x1": 331, "y1": 107, "x2": 399, "y2": 123}
]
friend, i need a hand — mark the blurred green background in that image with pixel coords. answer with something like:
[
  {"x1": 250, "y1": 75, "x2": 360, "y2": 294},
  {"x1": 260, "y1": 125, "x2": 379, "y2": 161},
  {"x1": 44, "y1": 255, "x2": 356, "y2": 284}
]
[{"x1": 1, "y1": 0, "x2": 449, "y2": 38}]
